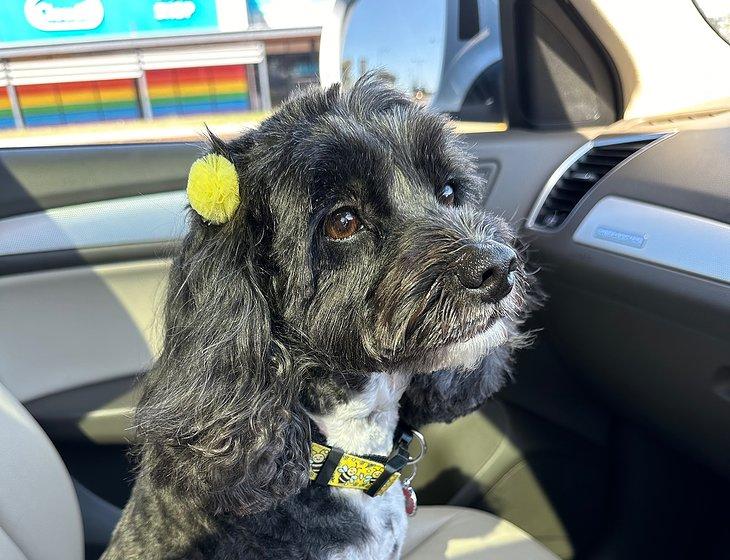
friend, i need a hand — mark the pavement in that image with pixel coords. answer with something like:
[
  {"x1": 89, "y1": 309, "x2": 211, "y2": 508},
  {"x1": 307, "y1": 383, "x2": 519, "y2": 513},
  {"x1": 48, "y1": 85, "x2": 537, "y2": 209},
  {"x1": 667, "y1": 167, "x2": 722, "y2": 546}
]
[{"x1": 0, "y1": 111, "x2": 269, "y2": 148}]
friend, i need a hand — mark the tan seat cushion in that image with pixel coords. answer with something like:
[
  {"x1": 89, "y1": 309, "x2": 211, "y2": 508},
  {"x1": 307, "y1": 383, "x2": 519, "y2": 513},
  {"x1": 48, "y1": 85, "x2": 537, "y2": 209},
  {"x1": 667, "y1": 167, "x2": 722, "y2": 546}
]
[{"x1": 404, "y1": 506, "x2": 558, "y2": 559}]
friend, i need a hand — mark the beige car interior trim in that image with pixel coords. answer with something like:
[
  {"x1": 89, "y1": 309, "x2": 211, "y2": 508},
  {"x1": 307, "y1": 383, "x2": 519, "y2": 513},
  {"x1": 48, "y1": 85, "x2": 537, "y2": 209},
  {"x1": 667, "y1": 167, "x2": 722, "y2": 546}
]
[
  {"x1": 0, "y1": 382, "x2": 83, "y2": 560},
  {"x1": 0, "y1": 259, "x2": 169, "y2": 402},
  {"x1": 79, "y1": 395, "x2": 138, "y2": 445},
  {"x1": 574, "y1": 0, "x2": 730, "y2": 119}
]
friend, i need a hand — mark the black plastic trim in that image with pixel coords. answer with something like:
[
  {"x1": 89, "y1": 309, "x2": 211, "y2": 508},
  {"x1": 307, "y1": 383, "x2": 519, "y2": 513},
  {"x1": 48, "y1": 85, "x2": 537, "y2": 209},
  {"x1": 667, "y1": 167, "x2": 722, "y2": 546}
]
[
  {"x1": 26, "y1": 376, "x2": 138, "y2": 441},
  {"x1": 0, "y1": 241, "x2": 178, "y2": 276},
  {"x1": 499, "y1": 0, "x2": 623, "y2": 129}
]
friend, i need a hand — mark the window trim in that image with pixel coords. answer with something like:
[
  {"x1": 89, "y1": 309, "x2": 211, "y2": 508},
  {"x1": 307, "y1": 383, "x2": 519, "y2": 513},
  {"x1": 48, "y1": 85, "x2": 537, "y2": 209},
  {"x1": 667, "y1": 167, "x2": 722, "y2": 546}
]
[{"x1": 691, "y1": 0, "x2": 730, "y2": 47}]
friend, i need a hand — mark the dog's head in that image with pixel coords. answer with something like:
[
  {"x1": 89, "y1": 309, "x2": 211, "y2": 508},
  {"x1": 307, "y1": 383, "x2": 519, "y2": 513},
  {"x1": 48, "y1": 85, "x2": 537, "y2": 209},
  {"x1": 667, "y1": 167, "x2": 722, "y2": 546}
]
[{"x1": 136, "y1": 75, "x2": 530, "y2": 514}]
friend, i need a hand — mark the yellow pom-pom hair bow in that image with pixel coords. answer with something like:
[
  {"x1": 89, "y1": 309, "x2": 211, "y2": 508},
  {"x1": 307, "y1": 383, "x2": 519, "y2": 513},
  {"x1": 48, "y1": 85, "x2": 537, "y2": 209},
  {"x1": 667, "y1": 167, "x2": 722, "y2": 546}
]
[{"x1": 186, "y1": 153, "x2": 241, "y2": 224}]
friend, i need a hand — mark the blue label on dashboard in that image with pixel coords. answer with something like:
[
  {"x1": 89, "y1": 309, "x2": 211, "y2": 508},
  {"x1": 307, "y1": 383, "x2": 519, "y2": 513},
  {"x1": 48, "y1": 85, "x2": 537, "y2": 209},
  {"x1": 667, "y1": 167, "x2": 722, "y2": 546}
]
[{"x1": 594, "y1": 226, "x2": 646, "y2": 248}]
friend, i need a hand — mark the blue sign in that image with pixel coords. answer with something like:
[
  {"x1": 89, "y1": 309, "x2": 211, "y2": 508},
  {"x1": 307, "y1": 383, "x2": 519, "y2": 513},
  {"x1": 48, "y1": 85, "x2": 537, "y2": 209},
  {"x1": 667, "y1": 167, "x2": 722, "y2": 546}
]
[{"x1": 0, "y1": 0, "x2": 248, "y2": 48}]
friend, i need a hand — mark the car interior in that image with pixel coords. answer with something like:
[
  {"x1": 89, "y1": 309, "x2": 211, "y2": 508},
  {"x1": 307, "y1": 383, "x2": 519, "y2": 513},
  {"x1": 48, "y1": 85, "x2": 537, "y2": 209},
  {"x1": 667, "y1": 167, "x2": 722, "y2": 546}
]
[{"x1": 0, "y1": 0, "x2": 728, "y2": 559}]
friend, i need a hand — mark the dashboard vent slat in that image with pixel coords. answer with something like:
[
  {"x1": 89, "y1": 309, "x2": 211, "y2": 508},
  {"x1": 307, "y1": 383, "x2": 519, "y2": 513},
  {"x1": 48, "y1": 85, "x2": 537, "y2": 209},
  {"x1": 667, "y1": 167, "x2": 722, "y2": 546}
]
[
  {"x1": 594, "y1": 141, "x2": 651, "y2": 151},
  {"x1": 579, "y1": 156, "x2": 619, "y2": 167},
  {"x1": 531, "y1": 135, "x2": 662, "y2": 230},
  {"x1": 590, "y1": 148, "x2": 637, "y2": 159}
]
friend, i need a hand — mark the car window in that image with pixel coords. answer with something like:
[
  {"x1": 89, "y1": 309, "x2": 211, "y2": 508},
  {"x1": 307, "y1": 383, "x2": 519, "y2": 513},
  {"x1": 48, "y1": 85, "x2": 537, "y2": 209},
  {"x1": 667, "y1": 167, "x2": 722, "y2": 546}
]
[
  {"x1": 0, "y1": 0, "x2": 334, "y2": 147},
  {"x1": 342, "y1": 0, "x2": 506, "y2": 126},
  {"x1": 693, "y1": 0, "x2": 730, "y2": 44}
]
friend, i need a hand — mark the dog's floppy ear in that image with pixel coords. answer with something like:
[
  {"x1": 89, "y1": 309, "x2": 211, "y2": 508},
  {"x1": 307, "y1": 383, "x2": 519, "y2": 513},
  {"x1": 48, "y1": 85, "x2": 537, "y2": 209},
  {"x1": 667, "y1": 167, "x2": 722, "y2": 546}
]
[{"x1": 135, "y1": 131, "x2": 311, "y2": 514}]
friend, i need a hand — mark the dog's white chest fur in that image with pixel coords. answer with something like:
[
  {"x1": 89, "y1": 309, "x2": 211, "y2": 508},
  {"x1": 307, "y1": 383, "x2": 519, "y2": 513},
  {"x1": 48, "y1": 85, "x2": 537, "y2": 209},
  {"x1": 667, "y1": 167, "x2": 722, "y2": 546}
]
[{"x1": 311, "y1": 372, "x2": 411, "y2": 560}]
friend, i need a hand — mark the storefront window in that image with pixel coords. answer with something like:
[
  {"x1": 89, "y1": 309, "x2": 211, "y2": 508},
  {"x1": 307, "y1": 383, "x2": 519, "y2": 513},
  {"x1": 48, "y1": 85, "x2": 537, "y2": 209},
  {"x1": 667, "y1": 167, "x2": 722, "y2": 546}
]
[{"x1": 268, "y1": 52, "x2": 319, "y2": 107}]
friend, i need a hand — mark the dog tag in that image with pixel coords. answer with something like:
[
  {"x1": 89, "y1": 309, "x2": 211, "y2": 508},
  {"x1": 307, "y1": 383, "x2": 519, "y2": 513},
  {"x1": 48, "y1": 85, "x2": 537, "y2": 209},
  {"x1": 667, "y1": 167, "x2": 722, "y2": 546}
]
[{"x1": 403, "y1": 484, "x2": 417, "y2": 516}]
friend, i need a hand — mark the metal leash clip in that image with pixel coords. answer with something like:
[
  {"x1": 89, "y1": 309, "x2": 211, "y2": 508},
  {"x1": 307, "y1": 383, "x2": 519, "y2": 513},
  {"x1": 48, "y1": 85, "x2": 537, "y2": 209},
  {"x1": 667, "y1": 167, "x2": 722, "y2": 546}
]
[{"x1": 401, "y1": 429, "x2": 427, "y2": 517}]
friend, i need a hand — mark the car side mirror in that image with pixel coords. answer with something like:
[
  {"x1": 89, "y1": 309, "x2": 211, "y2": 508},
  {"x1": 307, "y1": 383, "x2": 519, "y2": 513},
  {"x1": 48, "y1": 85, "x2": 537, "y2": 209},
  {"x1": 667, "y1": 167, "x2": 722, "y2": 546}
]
[{"x1": 320, "y1": 0, "x2": 504, "y2": 123}]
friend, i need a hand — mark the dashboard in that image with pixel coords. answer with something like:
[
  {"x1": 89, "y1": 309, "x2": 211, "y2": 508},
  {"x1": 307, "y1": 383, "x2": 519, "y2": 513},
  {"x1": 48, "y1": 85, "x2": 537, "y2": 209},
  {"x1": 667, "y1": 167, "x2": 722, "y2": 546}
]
[{"x1": 480, "y1": 110, "x2": 730, "y2": 474}]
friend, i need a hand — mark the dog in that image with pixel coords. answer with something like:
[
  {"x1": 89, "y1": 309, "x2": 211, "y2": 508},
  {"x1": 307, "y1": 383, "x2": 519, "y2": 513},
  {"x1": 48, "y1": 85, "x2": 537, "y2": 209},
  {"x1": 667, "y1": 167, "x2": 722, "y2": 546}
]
[{"x1": 102, "y1": 74, "x2": 533, "y2": 560}]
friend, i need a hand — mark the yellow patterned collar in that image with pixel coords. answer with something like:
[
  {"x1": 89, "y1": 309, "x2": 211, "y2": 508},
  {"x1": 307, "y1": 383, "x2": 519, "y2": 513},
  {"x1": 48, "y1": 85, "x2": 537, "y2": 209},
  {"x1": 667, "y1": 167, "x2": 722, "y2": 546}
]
[
  {"x1": 309, "y1": 442, "x2": 402, "y2": 497},
  {"x1": 308, "y1": 427, "x2": 426, "y2": 498}
]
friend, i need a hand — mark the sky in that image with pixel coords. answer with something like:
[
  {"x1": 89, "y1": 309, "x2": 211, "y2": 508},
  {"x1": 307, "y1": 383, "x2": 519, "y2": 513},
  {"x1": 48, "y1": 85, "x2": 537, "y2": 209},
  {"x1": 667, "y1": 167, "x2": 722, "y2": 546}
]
[{"x1": 255, "y1": 0, "x2": 335, "y2": 28}]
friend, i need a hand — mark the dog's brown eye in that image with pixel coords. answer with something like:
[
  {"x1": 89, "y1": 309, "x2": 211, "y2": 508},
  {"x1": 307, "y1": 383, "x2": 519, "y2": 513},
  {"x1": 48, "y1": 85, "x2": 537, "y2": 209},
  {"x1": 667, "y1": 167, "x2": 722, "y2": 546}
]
[
  {"x1": 436, "y1": 183, "x2": 455, "y2": 207},
  {"x1": 324, "y1": 208, "x2": 362, "y2": 240}
]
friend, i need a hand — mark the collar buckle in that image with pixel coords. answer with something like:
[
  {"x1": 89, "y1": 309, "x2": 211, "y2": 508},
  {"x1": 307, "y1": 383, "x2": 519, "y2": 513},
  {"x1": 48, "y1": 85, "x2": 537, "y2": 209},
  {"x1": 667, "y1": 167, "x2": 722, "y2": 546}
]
[{"x1": 365, "y1": 425, "x2": 427, "y2": 497}]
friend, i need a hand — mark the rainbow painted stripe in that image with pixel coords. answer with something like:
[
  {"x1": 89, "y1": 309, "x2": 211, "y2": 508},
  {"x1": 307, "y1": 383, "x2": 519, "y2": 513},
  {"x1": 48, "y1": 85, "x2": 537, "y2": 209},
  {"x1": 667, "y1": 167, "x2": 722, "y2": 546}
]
[
  {"x1": 0, "y1": 88, "x2": 14, "y2": 128},
  {"x1": 146, "y1": 65, "x2": 250, "y2": 117},
  {"x1": 17, "y1": 79, "x2": 141, "y2": 127}
]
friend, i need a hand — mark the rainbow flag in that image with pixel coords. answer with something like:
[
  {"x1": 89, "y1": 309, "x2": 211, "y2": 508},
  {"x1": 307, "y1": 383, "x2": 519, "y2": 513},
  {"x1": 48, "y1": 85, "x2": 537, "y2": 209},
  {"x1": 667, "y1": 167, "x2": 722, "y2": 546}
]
[
  {"x1": 0, "y1": 88, "x2": 14, "y2": 128},
  {"x1": 146, "y1": 65, "x2": 250, "y2": 117},
  {"x1": 17, "y1": 79, "x2": 141, "y2": 127}
]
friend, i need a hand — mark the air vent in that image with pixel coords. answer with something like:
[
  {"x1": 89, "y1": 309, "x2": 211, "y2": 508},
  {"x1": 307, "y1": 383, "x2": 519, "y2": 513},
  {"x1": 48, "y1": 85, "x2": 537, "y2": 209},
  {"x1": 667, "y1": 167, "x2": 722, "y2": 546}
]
[{"x1": 529, "y1": 134, "x2": 664, "y2": 230}]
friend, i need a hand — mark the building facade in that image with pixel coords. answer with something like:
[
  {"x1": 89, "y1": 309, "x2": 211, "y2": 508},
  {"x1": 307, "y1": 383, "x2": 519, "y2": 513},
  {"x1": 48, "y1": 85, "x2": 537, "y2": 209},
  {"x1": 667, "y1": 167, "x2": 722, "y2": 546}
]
[{"x1": 0, "y1": 0, "x2": 320, "y2": 128}]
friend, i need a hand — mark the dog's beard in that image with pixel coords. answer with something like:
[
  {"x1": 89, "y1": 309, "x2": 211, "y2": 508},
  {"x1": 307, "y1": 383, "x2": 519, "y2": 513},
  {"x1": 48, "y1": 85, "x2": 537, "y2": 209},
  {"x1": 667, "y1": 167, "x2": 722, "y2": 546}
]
[
  {"x1": 397, "y1": 317, "x2": 511, "y2": 374},
  {"x1": 373, "y1": 281, "x2": 528, "y2": 375}
]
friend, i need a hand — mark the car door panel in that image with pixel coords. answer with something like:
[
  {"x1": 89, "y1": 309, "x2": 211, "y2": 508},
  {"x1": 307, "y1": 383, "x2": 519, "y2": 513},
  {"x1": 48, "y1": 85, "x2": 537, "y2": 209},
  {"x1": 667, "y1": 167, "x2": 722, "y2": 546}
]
[
  {"x1": 0, "y1": 259, "x2": 168, "y2": 402},
  {"x1": 0, "y1": 144, "x2": 197, "y2": 220},
  {"x1": 0, "y1": 191, "x2": 187, "y2": 257},
  {"x1": 27, "y1": 376, "x2": 138, "y2": 445},
  {"x1": 0, "y1": 146, "x2": 190, "y2": 526}
]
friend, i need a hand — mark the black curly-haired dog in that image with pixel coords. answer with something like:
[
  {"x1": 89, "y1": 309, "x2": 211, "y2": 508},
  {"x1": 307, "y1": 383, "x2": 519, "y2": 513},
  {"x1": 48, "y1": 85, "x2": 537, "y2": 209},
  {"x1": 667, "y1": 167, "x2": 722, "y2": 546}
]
[{"x1": 102, "y1": 75, "x2": 533, "y2": 560}]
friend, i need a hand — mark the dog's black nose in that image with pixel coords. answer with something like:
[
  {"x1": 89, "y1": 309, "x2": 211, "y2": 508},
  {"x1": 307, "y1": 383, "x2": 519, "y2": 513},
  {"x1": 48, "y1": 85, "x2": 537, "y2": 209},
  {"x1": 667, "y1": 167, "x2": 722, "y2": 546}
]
[{"x1": 455, "y1": 242, "x2": 517, "y2": 302}]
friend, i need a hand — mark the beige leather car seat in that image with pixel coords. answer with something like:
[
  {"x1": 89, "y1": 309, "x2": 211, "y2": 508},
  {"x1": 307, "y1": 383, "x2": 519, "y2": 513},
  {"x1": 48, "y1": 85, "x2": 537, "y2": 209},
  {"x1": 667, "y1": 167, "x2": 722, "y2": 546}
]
[
  {"x1": 403, "y1": 505, "x2": 558, "y2": 559},
  {"x1": 0, "y1": 381, "x2": 557, "y2": 560},
  {"x1": 0, "y1": 383, "x2": 83, "y2": 560}
]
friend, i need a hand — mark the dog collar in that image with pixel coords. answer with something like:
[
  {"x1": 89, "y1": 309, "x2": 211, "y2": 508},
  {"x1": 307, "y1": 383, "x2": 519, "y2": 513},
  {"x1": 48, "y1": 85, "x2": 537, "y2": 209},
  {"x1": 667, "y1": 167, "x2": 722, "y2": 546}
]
[{"x1": 308, "y1": 425, "x2": 426, "y2": 498}]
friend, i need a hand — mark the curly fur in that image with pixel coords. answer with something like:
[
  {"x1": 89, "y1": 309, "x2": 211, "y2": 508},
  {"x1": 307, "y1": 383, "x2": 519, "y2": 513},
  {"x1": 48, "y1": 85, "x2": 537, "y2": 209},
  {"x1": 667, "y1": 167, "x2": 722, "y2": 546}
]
[{"x1": 103, "y1": 74, "x2": 536, "y2": 560}]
